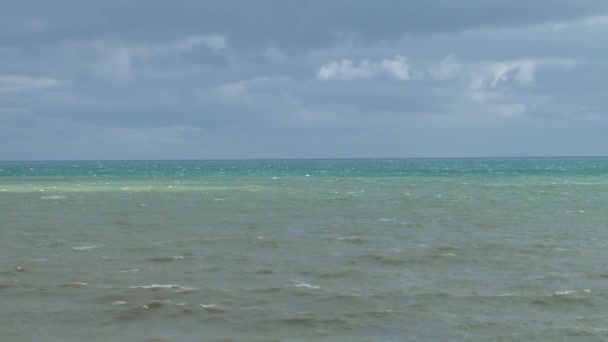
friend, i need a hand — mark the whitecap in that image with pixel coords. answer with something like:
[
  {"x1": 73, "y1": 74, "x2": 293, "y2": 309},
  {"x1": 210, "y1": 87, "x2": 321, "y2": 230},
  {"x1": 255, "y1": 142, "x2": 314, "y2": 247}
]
[
  {"x1": 57, "y1": 282, "x2": 88, "y2": 288},
  {"x1": 200, "y1": 304, "x2": 220, "y2": 309},
  {"x1": 337, "y1": 236, "x2": 361, "y2": 241},
  {"x1": 550, "y1": 290, "x2": 577, "y2": 296},
  {"x1": 73, "y1": 245, "x2": 103, "y2": 250},
  {"x1": 120, "y1": 269, "x2": 139, "y2": 273},
  {"x1": 289, "y1": 283, "x2": 320, "y2": 289},
  {"x1": 129, "y1": 284, "x2": 193, "y2": 291},
  {"x1": 200, "y1": 304, "x2": 225, "y2": 312},
  {"x1": 40, "y1": 195, "x2": 67, "y2": 200}
]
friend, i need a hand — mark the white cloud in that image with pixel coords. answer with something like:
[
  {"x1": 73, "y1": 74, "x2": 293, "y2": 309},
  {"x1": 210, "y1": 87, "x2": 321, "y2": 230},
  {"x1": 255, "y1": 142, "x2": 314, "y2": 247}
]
[
  {"x1": 109, "y1": 125, "x2": 206, "y2": 145},
  {"x1": 58, "y1": 34, "x2": 228, "y2": 83},
  {"x1": 379, "y1": 55, "x2": 410, "y2": 80},
  {"x1": 469, "y1": 58, "x2": 575, "y2": 90},
  {"x1": 317, "y1": 55, "x2": 410, "y2": 80},
  {"x1": 317, "y1": 59, "x2": 375, "y2": 80},
  {"x1": 93, "y1": 45, "x2": 133, "y2": 82},
  {"x1": 428, "y1": 54, "x2": 460, "y2": 80},
  {"x1": 0, "y1": 74, "x2": 59, "y2": 92},
  {"x1": 213, "y1": 81, "x2": 248, "y2": 104},
  {"x1": 154, "y1": 35, "x2": 228, "y2": 54}
]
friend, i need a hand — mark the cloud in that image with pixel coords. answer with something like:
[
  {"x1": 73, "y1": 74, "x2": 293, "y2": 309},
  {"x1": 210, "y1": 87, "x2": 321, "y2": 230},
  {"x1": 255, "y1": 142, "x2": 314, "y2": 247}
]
[
  {"x1": 317, "y1": 55, "x2": 409, "y2": 80},
  {"x1": 470, "y1": 60, "x2": 537, "y2": 90},
  {"x1": 427, "y1": 55, "x2": 460, "y2": 80},
  {"x1": 211, "y1": 81, "x2": 249, "y2": 104},
  {"x1": 468, "y1": 58, "x2": 576, "y2": 91},
  {"x1": 1, "y1": 2, "x2": 608, "y2": 159},
  {"x1": 0, "y1": 74, "x2": 59, "y2": 92}
]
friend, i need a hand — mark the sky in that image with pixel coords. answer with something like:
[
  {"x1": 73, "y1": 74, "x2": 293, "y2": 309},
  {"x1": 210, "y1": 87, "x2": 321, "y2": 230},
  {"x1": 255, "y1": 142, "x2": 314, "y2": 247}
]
[{"x1": 1, "y1": 0, "x2": 608, "y2": 160}]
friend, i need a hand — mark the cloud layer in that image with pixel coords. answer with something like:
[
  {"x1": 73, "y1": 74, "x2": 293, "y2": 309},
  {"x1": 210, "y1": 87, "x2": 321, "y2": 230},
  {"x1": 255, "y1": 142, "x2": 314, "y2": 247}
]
[{"x1": 1, "y1": 1, "x2": 608, "y2": 159}]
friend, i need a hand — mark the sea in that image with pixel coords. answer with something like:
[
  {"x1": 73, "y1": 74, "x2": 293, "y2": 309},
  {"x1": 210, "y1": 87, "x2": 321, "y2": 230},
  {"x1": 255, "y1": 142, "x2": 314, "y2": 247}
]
[{"x1": 1, "y1": 158, "x2": 608, "y2": 341}]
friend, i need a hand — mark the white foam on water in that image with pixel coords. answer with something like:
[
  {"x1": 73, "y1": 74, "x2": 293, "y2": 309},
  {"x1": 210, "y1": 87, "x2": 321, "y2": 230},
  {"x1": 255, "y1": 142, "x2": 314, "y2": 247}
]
[
  {"x1": 289, "y1": 283, "x2": 320, "y2": 289},
  {"x1": 40, "y1": 195, "x2": 67, "y2": 200},
  {"x1": 72, "y1": 245, "x2": 103, "y2": 250},
  {"x1": 550, "y1": 290, "x2": 577, "y2": 296},
  {"x1": 200, "y1": 304, "x2": 225, "y2": 312},
  {"x1": 120, "y1": 269, "x2": 139, "y2": 273},
  {"x1": 113, "y1": 301, "x2": 126, "y2": 305},
  {"x1": 129, "y1": 284, "x2": 193, "y2": 291}
]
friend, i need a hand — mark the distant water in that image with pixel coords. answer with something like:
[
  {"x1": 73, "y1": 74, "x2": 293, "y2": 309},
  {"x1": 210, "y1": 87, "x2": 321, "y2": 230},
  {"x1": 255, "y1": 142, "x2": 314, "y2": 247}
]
[{"x1": 2, "y1": 158, "x2": 608, "y2": 341}]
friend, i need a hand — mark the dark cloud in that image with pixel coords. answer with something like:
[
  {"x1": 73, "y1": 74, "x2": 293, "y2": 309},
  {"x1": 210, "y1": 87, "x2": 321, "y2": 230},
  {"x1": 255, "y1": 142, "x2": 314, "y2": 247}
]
[{"x1": 3, "y1": 0, "x2": 608, "y2": 47}]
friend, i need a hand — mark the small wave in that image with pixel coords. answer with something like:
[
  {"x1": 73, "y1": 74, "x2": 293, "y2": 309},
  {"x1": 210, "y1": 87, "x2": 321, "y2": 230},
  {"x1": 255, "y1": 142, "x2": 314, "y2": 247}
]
[
  {"x1": 40, "y1": 195, "x2": 67, "y2": 200},
  {"x1": 73, "y1": 245, "x2": 103, "y2": 250},
  {"x1": 120, "y1": 269, "x2": 139, "y2": 273},
  {"x1": 287, "y1": 283, "x2": 320, "y2": 290},
  {"x1": 57, "y1": 282, "x2": 88, "y2": 288},
  {"x1": 0, "y1": 266, "x2": 27, "y2": 275},
  {"x1": 141, "y1": 300, "x2": 170, "y2": 310},
  {"x1": 264, "y1": 316, "x2": 351, "y2": 328},
  {"x1": 550, "y1": 290, "x2": 578, "y2": 296},
  {"x1": 200, "y1": 304, "x2": 226, "y2": 312},
  {"x1": 318, "y1": 269, "x2": 362, "y2": 279},
  {"x1": 549, "y1": 289, "x2": 590, "y2": 297},
  {"x1": 337, "y1": 236, "x2": 364, "y2": 243},
  {"x1": 129, "y1": 284, "x2": 193, "y2": 291},
  {"x1": 344, "y1": 310, "x2": 397, "y2": 318},
  {"x1": 532, "y1": 289, "x2": 593, "y2": 306},
  {"x1": 256, "y1": 269, "x2": 275, "y2": 274},
  {"x1": 359, "y1": 254, "x2": 405, "y2": 266},
  {"x1": 148, "y1": 256, "x2": 186, "y2": 262}
]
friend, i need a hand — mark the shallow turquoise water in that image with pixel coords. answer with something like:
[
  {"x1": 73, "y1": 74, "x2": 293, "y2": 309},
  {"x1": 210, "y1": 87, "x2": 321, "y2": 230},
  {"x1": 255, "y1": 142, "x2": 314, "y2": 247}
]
[{"x1": 1, "y1": 158, "x2": 608, "y2": 341}]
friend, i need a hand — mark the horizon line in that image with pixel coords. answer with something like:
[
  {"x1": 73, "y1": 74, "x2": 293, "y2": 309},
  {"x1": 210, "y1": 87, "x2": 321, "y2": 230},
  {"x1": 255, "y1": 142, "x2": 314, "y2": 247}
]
[{"x1": 1, "y1": 155, "x2": 608, "y2": 163}]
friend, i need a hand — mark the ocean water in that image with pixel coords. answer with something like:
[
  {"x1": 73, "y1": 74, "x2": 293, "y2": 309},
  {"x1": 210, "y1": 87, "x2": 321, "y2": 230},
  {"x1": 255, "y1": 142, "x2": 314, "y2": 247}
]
[{"x1": 2, "y1": 158, "x2": 608, "y2": 341}]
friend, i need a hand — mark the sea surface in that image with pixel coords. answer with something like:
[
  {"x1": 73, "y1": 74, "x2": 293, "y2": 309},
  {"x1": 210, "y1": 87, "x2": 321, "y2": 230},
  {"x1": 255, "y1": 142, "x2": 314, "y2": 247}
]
[{"x1": 1, "y1": 158, "x2": 608, "y2": 341}]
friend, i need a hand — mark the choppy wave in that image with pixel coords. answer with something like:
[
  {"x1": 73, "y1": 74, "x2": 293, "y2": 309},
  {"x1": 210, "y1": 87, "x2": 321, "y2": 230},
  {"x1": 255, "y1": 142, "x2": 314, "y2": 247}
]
[
  {"x1": 4, "y1": 158, "x2": 608, "y2": 340},
  {"x1": 128, "y1": 284, "x2": 193, "y2": 291}
]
